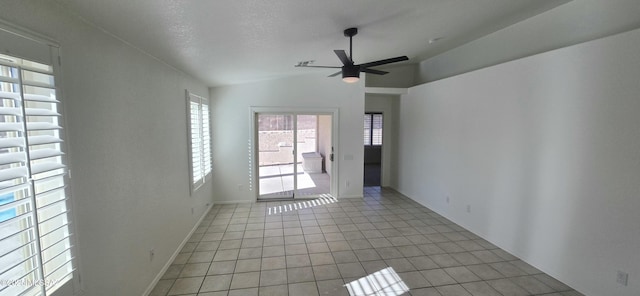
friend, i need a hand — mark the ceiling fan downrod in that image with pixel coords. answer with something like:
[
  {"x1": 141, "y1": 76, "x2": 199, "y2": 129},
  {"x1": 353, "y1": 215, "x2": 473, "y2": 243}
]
[{"x1": 344, "y1": 28, "x2": 358, "y2": 64}]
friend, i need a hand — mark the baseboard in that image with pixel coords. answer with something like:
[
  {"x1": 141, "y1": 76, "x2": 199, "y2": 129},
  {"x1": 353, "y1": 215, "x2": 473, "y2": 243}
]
[{"x1": 142, "y1": 203, "x2": 213, "y2": 296}]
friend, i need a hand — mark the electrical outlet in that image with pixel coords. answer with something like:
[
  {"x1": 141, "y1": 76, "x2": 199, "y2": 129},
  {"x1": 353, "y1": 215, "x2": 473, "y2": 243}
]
[
  {"x1": 238, "y1": 184, "x2": 244, "y2": 192},
  {"x1": 466, "y1": 205, "x2": 471, "y2": 213},
  {"x1": 346, "y1": 181, "x2": 350, "y2": 188},
  {"x1": 149, "y1": 249, "x2": 155, "y2": 261},
  {"x1": 446, "y1": 196, "x2": 450, "y2": 204},
  {"x1": 617, "y1": 271, "x2": 628, "y2": 286}
]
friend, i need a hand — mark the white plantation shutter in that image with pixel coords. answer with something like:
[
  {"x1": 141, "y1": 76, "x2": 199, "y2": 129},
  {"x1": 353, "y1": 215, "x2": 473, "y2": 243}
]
[
  {"x1": 187, "y1": 91, "x2": 211, "y2": 192},
  {"x1": 372, "y1": 114, "x2": 383, "y2": 145},
  {"x1": 0, "y1": 50, "x2": 74, "y2": 296},
  {"x1": 364, "y1": 113, "x2": 383, "y2": 146},
  {"x1": 363, "y1": 114, "x2": 371, "y2": 146},
  {"x1": 189, "y1": 99, "x2": 203, "y2": 189},
  {"x1": 201, "y1": 101, "x2": 212, "y2": 176}
]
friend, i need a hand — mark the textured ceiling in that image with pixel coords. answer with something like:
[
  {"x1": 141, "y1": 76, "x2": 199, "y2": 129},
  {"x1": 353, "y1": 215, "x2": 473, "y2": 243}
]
[{"x1": 56, "y1": 0, "x2": 571, "y2": 86}]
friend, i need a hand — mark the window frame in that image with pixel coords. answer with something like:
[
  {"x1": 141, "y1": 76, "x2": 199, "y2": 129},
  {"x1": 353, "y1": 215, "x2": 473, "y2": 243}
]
[{"x1": 186, "y1": 90, "x2": 212, "y2": 193}]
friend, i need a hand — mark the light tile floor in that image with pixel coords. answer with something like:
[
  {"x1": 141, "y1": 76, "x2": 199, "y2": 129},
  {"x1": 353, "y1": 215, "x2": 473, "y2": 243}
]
[{"x1": 151, "y1": 187, "x2": 583, "y2": 296}]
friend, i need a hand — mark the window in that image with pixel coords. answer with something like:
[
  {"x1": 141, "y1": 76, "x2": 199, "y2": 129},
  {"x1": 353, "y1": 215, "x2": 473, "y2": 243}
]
[
  {"x1": 187, "y1": 91, "x2": 211, "y2": 191},
  {"x1": 364, "y1": 113, "x2": 383, "y2": 146},
  {"x1": 0, "y1": 51, "x2": 74, "y2": 294}
]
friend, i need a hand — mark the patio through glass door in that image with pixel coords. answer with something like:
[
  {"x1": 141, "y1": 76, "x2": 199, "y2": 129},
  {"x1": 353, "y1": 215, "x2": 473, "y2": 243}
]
[{"x1": 257, "y1": 113, "x2": 332, "y2": 200}]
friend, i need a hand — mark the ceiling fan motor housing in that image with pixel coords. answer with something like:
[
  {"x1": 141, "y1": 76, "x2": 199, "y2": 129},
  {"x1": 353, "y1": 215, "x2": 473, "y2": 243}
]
[{"x1": 342, "y1": 65, "x2": 360, "y2": 79}]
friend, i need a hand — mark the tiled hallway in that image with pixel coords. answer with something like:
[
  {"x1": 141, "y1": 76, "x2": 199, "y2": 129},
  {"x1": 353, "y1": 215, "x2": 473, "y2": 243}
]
[{"x1": 150, "y1": 187, "x2": 582, "y2": 296}]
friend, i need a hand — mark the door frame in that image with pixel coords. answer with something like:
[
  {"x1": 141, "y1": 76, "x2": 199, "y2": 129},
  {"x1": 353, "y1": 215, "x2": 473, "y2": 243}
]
[{"x1": 250, "y1": 107, "x2": 339, "y2": 200}]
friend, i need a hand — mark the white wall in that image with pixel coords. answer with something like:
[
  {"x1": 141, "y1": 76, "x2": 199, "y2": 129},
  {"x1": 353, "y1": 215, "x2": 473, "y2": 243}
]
[
  {"x1": 396, "y1": 28, "x2": 640, "y2": 296},
  {"x1": 365, "y1": 94, "x2": 398, "y2": 187},
  {"x1": 0, "y1": 2, "x2": 212, "y2": 296},
  {"x1": 210, "y1": 74, "x2": 365, "y2": 202},
  {"x1": 417, "y1": 0, "x2": 640, "y2": 84},
  {"x1": 318, "y1": 115, "x2": 332, "y2": 177},
  {"x1": 365, "y1": 63, "x2": 416, "y2": 88}
]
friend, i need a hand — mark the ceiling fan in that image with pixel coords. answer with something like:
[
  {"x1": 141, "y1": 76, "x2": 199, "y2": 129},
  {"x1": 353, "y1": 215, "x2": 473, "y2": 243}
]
[{"x1": 295, "y1": 27, "x2": 409, "y2": 83}]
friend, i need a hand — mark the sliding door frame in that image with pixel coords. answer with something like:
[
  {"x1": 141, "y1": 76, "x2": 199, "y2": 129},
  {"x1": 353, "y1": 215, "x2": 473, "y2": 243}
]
[{"x1": 250, "y1": 107, "x2": 339, "y2": 200}]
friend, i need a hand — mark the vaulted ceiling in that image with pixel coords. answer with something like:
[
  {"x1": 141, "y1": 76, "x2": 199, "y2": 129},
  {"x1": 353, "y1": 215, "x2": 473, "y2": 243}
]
[{"x1": 56, "y1": 0, "x2": 571, "y2": 86}]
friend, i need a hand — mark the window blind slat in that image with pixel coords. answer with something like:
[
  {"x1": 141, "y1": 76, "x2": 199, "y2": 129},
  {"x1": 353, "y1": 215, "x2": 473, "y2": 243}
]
[
  {"x1": 0, "y1": 182, "x2": 30, "y2": 199},
  {"x1": 35, "y1": 185, "x2": 65, "y2": 203},
  {"x1": 27, "y1": 135, "x2": 62, "y2": 146},
  {"x1": 0, "y1": 137, "x2": 25, "y2": 149},
  {"x1": 30, "y1": 163, "x2": 65, "y2": 176},
  {"x1": 23, "y1": 94, "x2": 58, "y2": 103},
  {"x1": 0, "y1": 89, "x2": 20, "y2": 100},
  {"x1": 0, "y1": 106, "x2": 23, "y2": 116},
  {"x1": 0, "y1": 166, "x2": 28, "y2": 183},
  {"x1": 43, "y1": 252, "x2": 73, "y2": 276},
  {"x1": 26, "y1": 122, "x2": 61, "y2": 131},
  {"x1": 36, "y1": 209, "x2": 69, "y2": 226},
  {"x1": 0, "y1": 265, "x2": 39, "y2": 288},
  {"x1": 0, "y1": 122, "x2": 25, "y2": 132},
  {"x1": 0, "y1": 244, "x2": 38, "y2": 276},
  {"x1": 22, "y1": 80, "x2": 55, "y2": 89},
  {"x1": 35, "y1": 197, "x2": 67, "y2": 213},
  {"x1": 29, "y1": 148, "x2": 64, "y2": 161},
  {"x1": 0, "y1": 77, "x2": 19, "y2": 85},
  {"x1": 0, "y1": 221, "x2": 34, "y2": 249},
  {"x1": 32, "y1": 172, "x2": 65, "y2": 187},
  {"x1": 0, "y1": 218, "x2": 33, "y2": 245},
  {"x1": 41, "y1": 241, "x2": 71, "y2": 265},
  {"x1": 24, "y1": 108, "x2": 60, "y2": 116},
  {"x1": 39, "y1": 220, "x2": 69, "y2": 241},
  {"x1": 0, "y1": 151, "x2": 27, "y2": 165},
  {"x1": 0, "y1": 195, "x2": 30, "y2": 212},
  {"x1": 0, "y1": 254, "x2": 39, "y2": 281}
]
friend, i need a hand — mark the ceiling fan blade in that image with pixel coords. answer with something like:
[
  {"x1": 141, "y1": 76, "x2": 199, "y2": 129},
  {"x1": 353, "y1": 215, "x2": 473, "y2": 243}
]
[
  {"x1": 295, "y1": 65, "x2": 342, "y2": 69},
  {"x1": 358, "y1": 56, "x2": 409, "y2": 68},
  {"x1": 361, "y1": 68, "x2": 389, "y2": 75},
  {"x1": 334, "y1": 50, "x2": 352, "y2": 65},
  {"x1": 328, "y1": 71, "x2": 342, "y2": 77}
]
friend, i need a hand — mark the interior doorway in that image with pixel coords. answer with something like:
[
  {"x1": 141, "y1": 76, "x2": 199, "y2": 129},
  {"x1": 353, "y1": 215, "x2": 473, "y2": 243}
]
[{"x1": 256, "y1": 112, "x2": 334, "y2": 200}]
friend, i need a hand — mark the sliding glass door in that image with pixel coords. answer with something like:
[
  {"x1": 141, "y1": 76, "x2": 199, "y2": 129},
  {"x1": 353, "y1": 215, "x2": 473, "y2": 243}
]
[
  {"x1": 257, "y1": 114, "x2": 295, "y2": 199},
  {"x1": 257, "y1": 113, "x2": 332, "y2": 200}
]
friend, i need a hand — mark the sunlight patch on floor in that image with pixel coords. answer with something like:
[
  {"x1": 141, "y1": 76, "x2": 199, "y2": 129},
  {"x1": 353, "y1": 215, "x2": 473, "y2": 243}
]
[
  {"x1": 344, "y1": 267, "x2": 409, "y2": 296},
  {"x1": 267, "y1": 194, "x2": 336, "y2": 215}
]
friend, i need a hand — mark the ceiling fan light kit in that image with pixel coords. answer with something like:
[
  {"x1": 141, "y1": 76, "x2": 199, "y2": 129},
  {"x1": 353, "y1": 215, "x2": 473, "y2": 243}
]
[
  {"x1": 342, "y1": 65, "x2": 360, "y2": 83},
  {"x1": 296, "y1": 27, "x2": 408, "y2": 83}
]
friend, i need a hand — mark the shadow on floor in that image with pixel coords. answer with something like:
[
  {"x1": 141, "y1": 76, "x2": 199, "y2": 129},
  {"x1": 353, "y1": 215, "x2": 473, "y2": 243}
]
[{"x1": 364, "y1": 163, "x2": 381, "y2": 186}]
